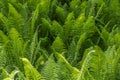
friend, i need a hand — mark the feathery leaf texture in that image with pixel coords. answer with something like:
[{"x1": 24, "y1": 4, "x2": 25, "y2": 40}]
[{"x1": 0, "y1": 0, "x2": 120, "y2": 80}]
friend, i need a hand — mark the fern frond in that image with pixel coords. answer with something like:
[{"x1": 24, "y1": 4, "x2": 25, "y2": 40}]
[
  {"x1": 70, "y1": 0, "x2": 87, "y2": 17},
  {"x1": 55, "y1": 53, "x2": 80, "y2": 80},
  {"x1": 104, "y1": 46, "x2": 119, "y2": 80},
  {"x1": 77, "y1": 47, "x2": 95, "y2": 80},
  {"x1": 67, "y1": 39, "x2": 76, "y2": 64},
  {"x1": 52, "y1": 36, "x2": 66, "y2": 53},
  {"x1": 0, "y1": 30, "x2": 9, "y2": 43},
  {"x1": 51, "y1": 20, "x2": 63, "y2": 38},
  {"x1": 3, "y1": 28, "x2": 25, "y2": 70},
  {"x1": 87, "y1": 46, "x2": 105, "y2": 80},
  {"x1": 40, "y1": 18, "x2": 51, "y2": 37},
  {"x1": 0, "y1": 13, "x2": 9, "y2": 31},
  {"x1": 70, "y1": 0, "x2": 80, "y2": 11},
  {"x1": 8, "y1": 3, "x2": 24, "y2": 33},
  {"x1": 64, "y1": 12, "x2": 75, "y2": 42},
  {"x1": 21, "y1": 58, "x2": 44, "y2": 80},
  {"x1": 56, "y1": 6, "x2": 67, "y2": 24},
  {"x1": 74, "y1": 33, "x2": 87, "y2": 63},
  {"x1": 70, "y1": 13, "x2": 85, "y2": 37},
  {"x1": 0, "y1": 68, "x2": 9, "y2": 79},
  {"x1": 83, "y1": 16, "x2": 95, "y2": 34},
  {"x1": 0, "y1": 45, "x2": 7, "y2": 67},
  {"x1": 3, "y1": 70, "x2": 19, "y2": 80},
  {"x1": 38, "y1": 0, "x2": 51, "y2": 18},
  {"x1": 41, "y1": 55, "x2": 59, "y2": 80},
  {"x1": 31, "y1": 2, "x2": 40, "y2": 35},
  {"x1": 42, "y1": 53, "x2": 80, "y2": 80},
  {"x1": 8, "y1": 28, "x2": 23, "y2": 56},
  {"x1": 30, "y1": 30, "x2": 38, "y2": 63}
]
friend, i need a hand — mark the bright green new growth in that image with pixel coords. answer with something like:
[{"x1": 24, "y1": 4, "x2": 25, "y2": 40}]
[
  {"x1": 0, "y1": 0, "x2": 120, "y2": 80},
  {"x1": 21, "y1": 58, "x2": 44, "y2": 80}
]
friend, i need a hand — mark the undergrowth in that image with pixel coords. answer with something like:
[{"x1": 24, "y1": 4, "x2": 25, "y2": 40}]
[{"x1": 0, "y1": 0, "x2": 120, "y2": 80}]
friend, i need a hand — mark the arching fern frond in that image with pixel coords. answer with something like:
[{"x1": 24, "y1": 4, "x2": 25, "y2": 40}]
[
  {"x1": 41, "y1": 53, "x2": 80, "y2": 80},
  {"x1": 3, "y1": 70, "x2": 19, "y2": 80},
  {"x1": 21, "y1": 58, "x2": 44, "y2": 80},
  {"x1": 0, "y1": 68, "x2": 9, "y2": 79},
  {"x1": 77, "y1": 46, "x2": 106, "y2": 80}
]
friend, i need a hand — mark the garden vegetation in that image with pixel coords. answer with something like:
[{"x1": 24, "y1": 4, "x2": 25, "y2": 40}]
[{"x1": 0, "y1": 0, "x2": 120, "y2": 80}]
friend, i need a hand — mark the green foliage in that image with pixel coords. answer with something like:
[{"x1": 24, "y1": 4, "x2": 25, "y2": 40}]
[
  {"x1": 52, "y1": 36, "x2": 66, "y2": 53},
  {"x1": 0, "y1": 0, "x2": 120, "y2": 80},
  {"x1": 56, "y1": 6, "x2": 67, "y2": 24},
  {"x1": 41, "y1": 53, "x2": 79, "y2": 80},
  {"x1": 21, "y1": 58, "x2": 44, "y2": 80},
  {"x1": 3, "y1": 70, "x2": 19, "y2": 80}
]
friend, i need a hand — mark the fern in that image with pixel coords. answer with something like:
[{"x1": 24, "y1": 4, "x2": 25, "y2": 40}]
[
  {"x1": 0, "y1": 30, "x2": 9, "y2": 43},
  {"x1": 8, "y1": 3, "x2": 24, "y2": 34},
  {"x1": 0, "y1": 67, "x2": 24, "y2": 80},
  {"x1": 0, "y1": 44, "x2": 7, "y2": 67},
  {"x1": 67, "y1": 39, "x2": 76, "y2": 64},
  {"x1": 30, "y1": 30, "x2": 38, "y2": 64},
  {"x1": 51, "y1": 20, "x2": 63, "y2": 38},
  {"x1": 70, "y1": 13, "x2": 85, "y2": 36},
  {"x1": 52, "y1": 36, "x2": 66, "y2": 53},
  {"x1": 40, "y1": 18, "x2": 51, "y2": 37},
  {"x1": 55, "y1": 53, "x2": 80, "y2": 80},
  {"x1": 87, "y1": 46, "x2": 105, "y2": 80},
  {"x1": 0, "y1": 68, "x2": 9, "y2": 79},
  {"x1": 38, "y1": 0, "x2": 51, "y2": 18},
  {"x1": 41, "y1": 54, "x2": 59, "y2": 80},
  {"x1": 63, "y1": 12, "x2": 75, "y2": 43},
  {"x1": 0, "y1": 13, "x2": 9, "y2": 31},
  {"x1": 31, "y1": 1, "x2": 40, "y2": 35},
  {"x1": 74, "y1": 33, "x2": 87, "y2": 63},
  {"x1": 3, "y1": 70, "x2": 19, "y2": 80},
  {"x1": 41, "y1": 53, "x2": 80, "y2": 80},
  {"x1": 104, "y1": 46, "x2": 119, "y2": 80},
  {"x1": 77, "y1": 47, "x2": 95, "y2": 80},
  {"x1": 0, "y1": 0, "x2": 120, "y2": 80},
  {"x1": 0, "y1": 28, "x2": 26, "y2": 71},
  {"x1": 56, "y1": 6, "x2": 67, "y2": 24},
  {"x1": 21, "y1": 58, "x2": 44, "y2": 80}
]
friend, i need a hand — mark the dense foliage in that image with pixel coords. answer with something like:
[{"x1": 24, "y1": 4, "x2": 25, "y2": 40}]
[{"x1": 0, "y1": 0, "x2": 120, "y2": 80}]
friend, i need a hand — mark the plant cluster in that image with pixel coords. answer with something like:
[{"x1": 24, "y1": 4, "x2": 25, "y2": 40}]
[{"x1": 0, "y1": 0, "x2": 120, "y2": 80}]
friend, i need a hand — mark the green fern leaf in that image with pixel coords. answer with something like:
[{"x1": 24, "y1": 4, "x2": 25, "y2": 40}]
[
  {"x1": 21, "y1": 58, "x2": 44, "y2": 80},
  {"x1": 51, "y1": 20, "x2": 63, "y2": 38},
  {"x1": 52, "y1": 36, "x2": 66, "y2": 53},
  {"x1": 39, "y1": 0, "x2": 51, "y2": 18},
  {"x1": 56, "y1": 6, "x2": 67, "y2": 23},
  {"x1": 55, "y1": 53, "x2": 80, "y2": 80},
  {"x1": 0, "y1": 68, "x2": 9, "y2": 79},
  {"x1": 41, "y1": 55, "x2": 59, "y2": 80},
  {"x1": 0, "y1": 45, "x2": 7, "y2": 67},
  {"x1": 8, "y1": 3, "x2": 24, "y2": 33},
  {"x1": 41, "y1": 53, "x2": 79, "y2": 80},
  {"x1": 8, "y1": 28, "x2": 23, "y2": 56},
  {"x1": 77, "y1": 47, "x2": 95, "y2": 80},
  {"x1": 40, "y1": 18, "x2": 51, "y2": 37},
  {"x1": 83, "y1": 16, "x2": 95, "y2": 34},
  {"x1": 64, "y1": 12, "x2": 75, "y2": 42},
  {"x1": 87, "y1": 46, "x2": 105, "y2": 80},
  {"x1": 74, "y1": 33, "x2": 87, "y2": 63},
  {"x1": 3, "y1": 70, "x2": 19, "y2": 80},
  {"x1": 0, "y1": 30, "x2": 9, "y2": 43},
  {"x1": 104, "y1": 46, "x2": 120, "y2": 80}
]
